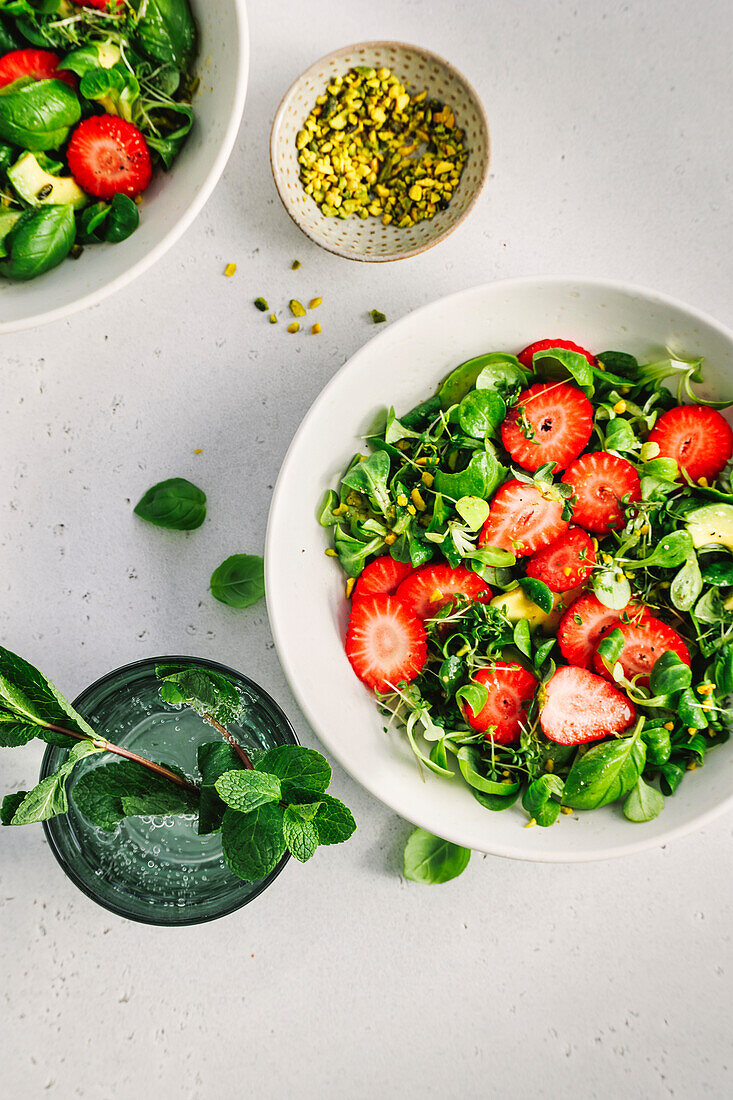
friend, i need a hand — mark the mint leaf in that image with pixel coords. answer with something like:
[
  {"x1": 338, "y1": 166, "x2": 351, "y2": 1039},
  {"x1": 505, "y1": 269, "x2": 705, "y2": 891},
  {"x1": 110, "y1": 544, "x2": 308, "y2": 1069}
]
[
  {"x1": 403, "y1": 828, "x2": 470, "y2": 884},
  {"x1": 215, "y1": 769, "x2": 282, "y2": 813},
  {"x1": 156, "y1": 665, "x2": 242, "y2": 725},
  {"x1": 221, "y1": 804, "x2": 286, "y2": 881},
  {"x1": 255, "y1": 745, "x2": 331, "y2": 796},
  {"x1": 133, "y1": 478, "x2": 206, "y2": 530},
  {"x1": 72, "y1": 759, "x2": 198, "y2": 832},
  {"x1": 0, "y1": 711, "x2": 37, "y2": 747},
  {"x1": 197, "y1": 741, "x2": 245, "y2": 835},
  {"x1": 9, "y1": 741, "x2": 102, "y2": 826},
  {"x1": 313, "y1": 793, "x2": 356, "y2": 845},
  {"x1": 288, "y1": 801, "x2": 321, "y2": 822},
  {"x1": 1, "y1": 790, "x2": 28, "y2": 825},
  {"x1": 210, "y1": 554, "x2": 265, "y2": 609},
  {"x1": 282, "y1": 806, "x2": 319, "y2": 862},
  {"x1": 0, "y1": 645, "x2": 97, "y2": 748}
]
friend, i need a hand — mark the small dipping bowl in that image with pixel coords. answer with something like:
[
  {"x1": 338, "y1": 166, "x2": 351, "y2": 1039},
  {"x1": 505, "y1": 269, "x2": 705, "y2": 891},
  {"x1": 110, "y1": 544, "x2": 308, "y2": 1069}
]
[
  {"x1": 270, "y1": 41, "x2": 490, "y2": 262},
  {"x1": 41, "y1": 656, "x2": 296, "y2": 926}
]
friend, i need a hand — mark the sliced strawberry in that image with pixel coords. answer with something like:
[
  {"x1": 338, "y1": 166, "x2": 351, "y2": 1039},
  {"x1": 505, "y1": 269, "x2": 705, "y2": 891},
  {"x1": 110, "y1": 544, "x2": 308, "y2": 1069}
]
[
  {"x1": 463, "y1": 662, "x2": 539, "y2": 743},
  {"x1": 71, "y1": 1, "x2": 124, "y2": 9},
  {"x1": 592, "y1": 615, "x2": 691, "y2": 687},
  {"x1": 479, "y1": 479, "x2": 569, "y2": 557},
  {"x1": 0, "y1": 49, "x2": 76, "y2": 89},
  {"x1": 518, "y1": 339, "x2": 596, "y2": 370},
  {"x1": 647, "y1": 405, "x2": 733, "y2": 484},
  {"x1": 353, "y1": 556, "x2": 414, "y2": 600},
  {"x1": 345, "y1": 595, "x2": 426, "y2": 692},
  {"x1": 395, "y1": 564, "x2": 492, "y2": 623},
  {"x1": 540, "y1": 666, "x2": 636, "y2": 745},
  {"x1": 557, "y1": 593, "x2": 648, "y2": 669},
  {"x1": 67, "y1": 115, "x2": 152, "y2": 200},
  {"x1": 525, "y1": 527, "x2": 595, "y2": 592},
  {"x1": 500, "y1": 382, "x2": 593, "y2": 473},
  {"x1": 561, "y1": 451, "x2": 640, "y2": 534}
]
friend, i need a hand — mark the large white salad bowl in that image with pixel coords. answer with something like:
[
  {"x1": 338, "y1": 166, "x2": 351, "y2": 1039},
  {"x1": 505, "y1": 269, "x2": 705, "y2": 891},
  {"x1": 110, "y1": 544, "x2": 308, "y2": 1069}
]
[
  {"x1": 0, "y1": 0, "x2": 249, "y2": 333},
  {"x1": 266, "y1": 277, "x2": 733, "y2": 861}
]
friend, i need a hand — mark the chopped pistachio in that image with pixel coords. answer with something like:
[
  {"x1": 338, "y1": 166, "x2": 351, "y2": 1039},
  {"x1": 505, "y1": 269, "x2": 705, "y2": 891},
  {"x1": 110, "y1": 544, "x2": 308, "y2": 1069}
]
[
  {"x1": 289, "y1": 299, "x2": 307, "y2": 317},
  {"x1": 312, "y1": 322, "x2": 322, "y2": 335},
  {"x1": 224, "y1": 262, "x2": 237, "y2": 277},
  {"x1": 287, "y1": 321, "x2": 300, "y2": 334},
  {"x1": 309, "y1": 296, "x2": 323, "y2": 309},
  {"x1": 254, "y1": 297, "x2": 268, "y2": 312},
  {"x1": 269, "y1": 313, "x2": 278, "y2": 324},
  {"x1": 370, "y1": 309, "x2": 386, "y2": 324},
  {"x1": 291, "y1": 259, "x2": 302, "y2": 270}
]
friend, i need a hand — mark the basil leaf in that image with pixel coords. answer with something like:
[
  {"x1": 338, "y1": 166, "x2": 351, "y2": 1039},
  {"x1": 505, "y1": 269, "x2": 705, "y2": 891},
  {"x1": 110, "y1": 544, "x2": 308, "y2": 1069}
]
[
  {"x1": 677, "y1": 688, "x2": 709, "y2": 730},
  {"x1": 455, "y1": 683, "x2": 488, "y2": 717},
  {"x1": 0, "y1": 203, "x2": 75, "y2": 281},
  {"x1": 457, "y1": 389, "x2": 506, "y2": 440},
  {"x1": 701, "y1": 561, "x2": 733, "y2": 587},
  {"x1": 563, "y1": 730, "x2": 645, "y2": 810},
  {"x1": 433, "y1": 448, "x2": 506, "y2": 501},
  {"x1": 597, "y1": 351, "x2": 639, "y2": 377},
  {"x1": 0, "y1": 77, "x2": 80, "y2": 149},
  {"x1": 522, "y1": 773, "x2": 564, "y2": 827},
  {"x1": 533, "y1": 347, "x2": 593, "y2": 388},
  {"x1": 623, "y1": 776, "x2": 665, "y2": 822},
  {"x1": 595, "y1": 627, "x2": 625, "y2": 672},
  {"x1": 658, "y1": 762, "x2": 685, "y2": 796},
  {"x1": 439, "y1": 352, "x2": 523, "y2": 409},
  {"x1": 457, "y1": 745, "x2": 510, "y2": 794},
  {"x1": 333, "y1": 525, "x2": 385, "y2": 577},
  {"x1": 455, "y1": 495, "x2": 490, "y2": 531},
  {"x1": 134, "y1": 477, "x2": 206, "y2": 530},
  {"x1": 135, "y1": 0, "x2": 197, "y2": 68},
  {"x1": 513, "y1": 618, "x2": 531, "y2": 658},
  {"x1": 105, "y1": 193, "x2": 140, "y2": 243},
  {"x1": 471, "y1": 784, "x2": 521, "y2": 811},
  {"x1": 641, "y1": 725, "x2": 671, "y2": 765},
  {"x1": 604, "y1": 418, "x2": 637, "y2": 453},
  {"x1": 210, "y1": 554, "x2": 265, "y2": 609},
  {"x1": 341, "y1": 450, "x2": 391, "y2": 515},
  {"x1": 221, "y1": 804, "x2": 286, "y2": 882},
  {"x1": 519, "y1": 576, "x2": 554, "y2": 614},
  {"x1": 636, "y1": 531, "x2": 694, "y2": 569},
  {"x1": 403, "y1": 827, "x2": 470, "y2": 884},
  {"x1": 715, "y1": 645, "x2": 733, "y2": 695}
]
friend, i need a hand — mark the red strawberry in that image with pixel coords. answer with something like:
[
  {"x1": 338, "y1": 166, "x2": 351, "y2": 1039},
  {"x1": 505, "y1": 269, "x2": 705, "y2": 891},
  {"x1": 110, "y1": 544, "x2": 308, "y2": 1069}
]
[
  {"x1": 71, "y1": 1, "x2": 123, "y2": 9},
  {"x1": 561, "y1": 452, "x2": 641, "y2": 534},
  {"x1": 540, "y1": 666, "x2": 636, "y2": 745},
  {"x1": 557, "y1": 593, "x2": 648, "y2": 669},
  {"x1": 0, "y1": 49, "x2": 75, "y2": 89},
  {"x1": 353, "y1": 556, "x2": 414, "y2": 600},
  {"x1": 592, "y1": 615, "x2": 691, "y2": 687},
  {"x1": 463, "y1": 662, "x2": 539, "y2": 743},
  {"x1": 67, "y1": 116, "x2": 152, "y2": 200},
  {"x1": 525, "y1": 527, "x2": 595, "y2": 592},
  {"x1": 345, "y1": 595, "x2": 427, "y2": 692},
  {"x1": 500, "y1": 382, "x2": 594, "y2": 472},
  {"x1": 395, "y1": 564, "x2": 492, "y2": 622},
  {"x1": 647, "y1": 405, "x2": 733, "y2": 484},
  {"x1": 479, "y1": 479, "x2": 569, "y2": 557},
  {"x1": 518, "y1": 338, "x2": 596, "y2": 370}
]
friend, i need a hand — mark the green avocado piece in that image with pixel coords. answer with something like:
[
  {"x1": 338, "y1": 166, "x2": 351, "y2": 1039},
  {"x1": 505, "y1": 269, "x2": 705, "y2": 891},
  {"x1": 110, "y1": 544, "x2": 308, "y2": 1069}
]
[
  {"x1": 0, "y1": 208, "x2": 21, "y2": 258},
  {"x1": 686, "y1": 503, "x2": 733, "y2": 551},
  {"x1": 8, "y1": 151, "x2": 87, "y2": 210}
]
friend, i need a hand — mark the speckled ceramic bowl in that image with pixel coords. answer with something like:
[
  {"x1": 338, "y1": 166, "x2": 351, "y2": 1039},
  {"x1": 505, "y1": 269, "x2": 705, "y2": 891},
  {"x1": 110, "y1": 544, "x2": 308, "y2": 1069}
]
[{"x1": 270, "y1": 41, "x2": 490, "y2": 262}]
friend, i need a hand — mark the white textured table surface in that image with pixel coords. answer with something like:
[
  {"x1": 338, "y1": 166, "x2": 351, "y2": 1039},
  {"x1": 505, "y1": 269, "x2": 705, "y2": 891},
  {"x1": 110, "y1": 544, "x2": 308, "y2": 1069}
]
[{"x1": 2, "y1": 2, "x2": 732, "y2": 1097}]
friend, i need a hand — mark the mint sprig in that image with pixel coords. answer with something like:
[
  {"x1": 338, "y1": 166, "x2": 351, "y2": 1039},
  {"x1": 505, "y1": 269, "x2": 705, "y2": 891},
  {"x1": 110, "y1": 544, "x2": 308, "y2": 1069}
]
[{"x1": 0, "y1": 649, "x2": 356, "y2": 886}]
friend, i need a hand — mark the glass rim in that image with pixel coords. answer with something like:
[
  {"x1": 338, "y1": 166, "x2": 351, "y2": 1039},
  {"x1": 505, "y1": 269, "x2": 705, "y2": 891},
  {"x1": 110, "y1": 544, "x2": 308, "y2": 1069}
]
[{"x1": 41, "y1": 654, "x2": 298, "y2": 928}]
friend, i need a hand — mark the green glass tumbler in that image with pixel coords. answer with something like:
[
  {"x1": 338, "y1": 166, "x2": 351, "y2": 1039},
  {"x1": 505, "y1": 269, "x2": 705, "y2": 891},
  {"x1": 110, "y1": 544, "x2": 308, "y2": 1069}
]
[{"x1": 41, "y1": 655, "x2": 296, "y2": 926}]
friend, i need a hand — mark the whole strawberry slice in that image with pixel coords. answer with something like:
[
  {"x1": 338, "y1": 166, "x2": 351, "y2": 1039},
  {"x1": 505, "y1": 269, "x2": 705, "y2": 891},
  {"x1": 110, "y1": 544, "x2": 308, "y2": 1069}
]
[
  {"x1": 540, "y1": 666, "x2": 636, "y2": 745},
  {"x1": 67, "y1": 115, "x2": 152, "y2": 200},
  {"x1": 395, "y1": 564, "x2": 492, "y2": 622},
  {"x1": 345, "y1": 595, "x2": 427, "y2": 692},
  {"x1": 479, "y1": 479, "x2": 568, "y2": 557},
  {"x1": 500, "y1": 381, "x2": 593, "y2": 472},
  {"x1": 0, "y1": 49, "x2": 76, "y2": 89},
  {"x1": 592, "y1": 615, "x2": 691, "y2": 687},
  {"x1": 525, "y1": 527, "x2": 595, "y2": 592},
  {"x1": 647, "y1": 405, "x2": 733, "y2": 483},
  {"x1": 71, "y1": 0, "x2": 123, "y2": 9},
  {"x1": 463, "y1": 662, "x2": 539, "y2": 743},
  {"x1": 561, "y1": 451, "x2": 640, "y2": 534},
  {"x1": 353, "y1": 556, "x2": 414, "y2": 600},
  {"x1": 557, "y1": 592, "x2": 648, "y2": 669},
  {"x1": 518, "y1": 339, "x2": 596, "y2": 370}
]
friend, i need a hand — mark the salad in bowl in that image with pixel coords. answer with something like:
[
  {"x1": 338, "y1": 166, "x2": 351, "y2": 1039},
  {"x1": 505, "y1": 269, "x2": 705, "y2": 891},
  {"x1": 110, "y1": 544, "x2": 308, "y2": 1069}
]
[
  {"x1": 320, "y1": 338, "x2": 733, "y2": 829},
  {"x1": 0, "y1": 0, "x2": 197, "y2": 280}
]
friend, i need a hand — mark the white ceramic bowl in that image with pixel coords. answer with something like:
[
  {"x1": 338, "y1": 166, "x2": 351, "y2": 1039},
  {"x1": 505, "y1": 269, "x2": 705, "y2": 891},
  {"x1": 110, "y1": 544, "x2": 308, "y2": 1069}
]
[
  {"x1": 270, "y1": 41, "x2": 490, "y2": 262},
  {"x1": 266, "y1": 277, "x2": 733, "y2": 862},
  {"x1": 0, "y1": 0, "x2": 249, "y2": 334}
]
